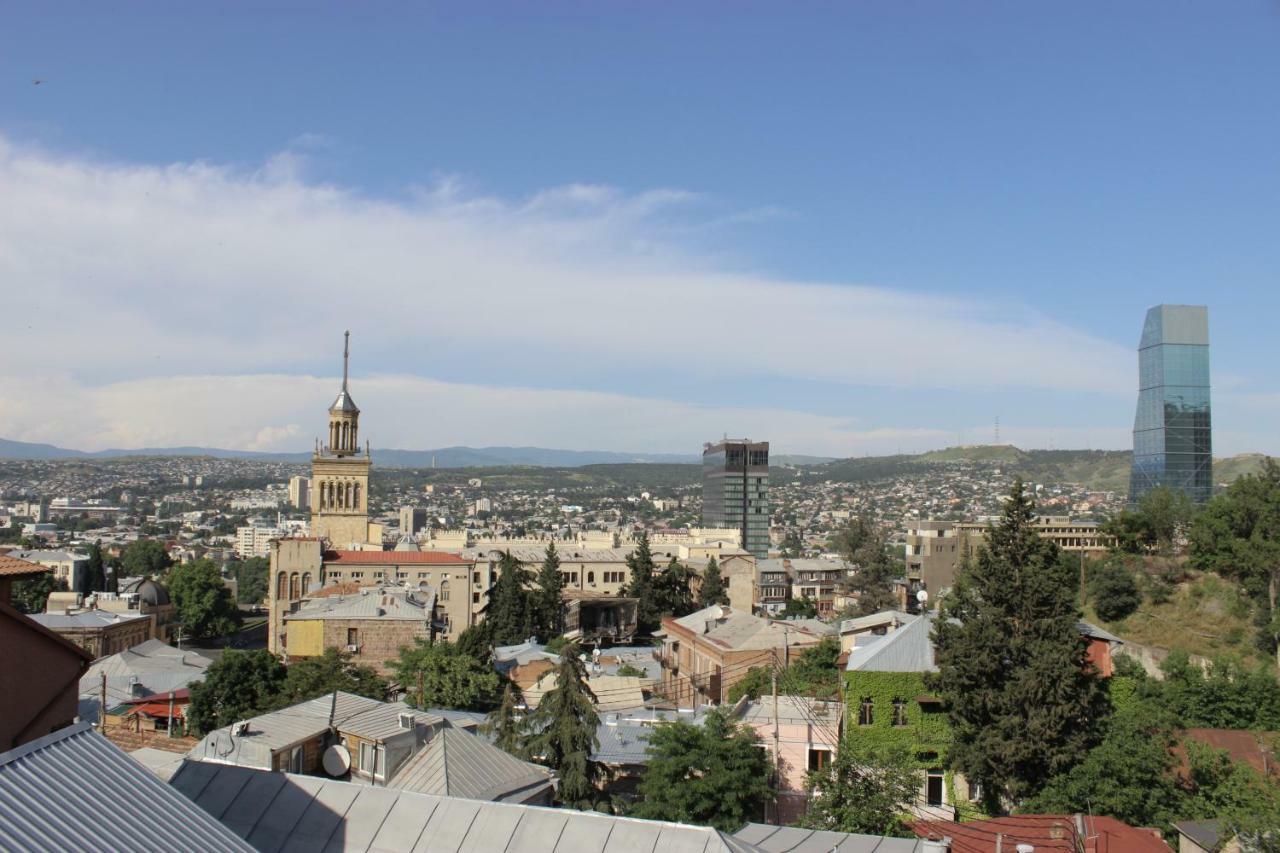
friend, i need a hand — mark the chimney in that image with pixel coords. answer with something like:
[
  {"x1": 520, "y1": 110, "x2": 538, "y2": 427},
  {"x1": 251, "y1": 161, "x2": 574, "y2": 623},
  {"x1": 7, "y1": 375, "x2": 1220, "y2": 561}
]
[{"x1": 921, "y1": 839, "x2": 951, "y2": 853}]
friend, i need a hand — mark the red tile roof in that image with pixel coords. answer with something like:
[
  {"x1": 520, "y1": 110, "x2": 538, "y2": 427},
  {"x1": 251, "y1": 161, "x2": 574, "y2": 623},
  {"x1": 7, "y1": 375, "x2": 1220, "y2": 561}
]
[
  {"x1": 0, "y1": 555, "x2": 52, "y2": 579},
  {"x1": 323, "y1": 550, "x2": 471, "y2": 565},
  {"x1": 912, "y1": 815, "x2": 1171, "y2": 853}
]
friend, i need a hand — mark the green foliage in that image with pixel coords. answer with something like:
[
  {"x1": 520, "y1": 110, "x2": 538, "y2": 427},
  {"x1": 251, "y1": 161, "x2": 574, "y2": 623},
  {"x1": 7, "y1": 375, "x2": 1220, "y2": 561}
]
[
  {"x1": 779, "y1": 596, "x2": 818, "y2": 619},
  {"x1": 187, "y1": 649, "x2": 287, "y2": 735},
  {"x1": 623, "y1": 534, "x2": 659, "y2": 632},
  {"x1": 832, "y1": 516, "x2": 901, "y2": 616},
  {"x1": 524, "y1": 642, "x2": 600, "y2": 806},
  {"x1": 653, "y1": 557, "x2": 697, "y2": 618},
  {"x1": 802, "y1": 742, "x2": 922, "y2": 836},
  {"x1": 10, "y1": 572, "x2": 66, "y2": 614},
  {"x1": 930, "y1": 480, "x2": 1108, "y2": 809},
  {"x1": 698, "y1": 556, "x2": 728, "y2": 607},
  {"x1": 483, "y1": 681, "x2": 527, "y2": 757},
  {"x1": 1137, "y1": 650, "x2": 1280, "y2": 730},
  {"x1": 1088, "y1": 558, "x2": 1141, "y2": 622},
  {"x1": 544, "y1": 634, "x2": 570, "y2": 655},
  {"x1": 121, "y1": 538, "x2": 172, "y2": 577},
  {"x1": 632, "y1": 707, "x2": 772, "y2": 832},
  {"x1": 1182, "y1": 742, "x2": 1280, "y2": 840},
  {"x1": 168, "y1": 558, "x2": 241, "y2": 639},
  {"x1": 228, "y1": 557, "x2": 269, "y2": 605},
  {"x1": 453, "y1": 621, "x2": 494, "y2": 662},
  {"x1": 487, "y1": 551, "x2": 534, "y2": 646},
  {"x1": 729, "y1": 637, "x2": 843, "y2": 702},
  {"x1": 615, "y1": 663, "x2": 646, "y2": 678},
  {"x1": 844, "y1": 671, "x2": 951, "y2": 760},
  {"x1": 532, "y1": 542, "x2": 564, "y2": 643},
  {"x1": 271, "y1": 648, "x2": 388, "y2": 708},
  {"x1": 391, "y1": 637, "x2": 501, "y2": 711},
  {"x1": 86, "y1": 542, "x2": 106, "y2": 593}
]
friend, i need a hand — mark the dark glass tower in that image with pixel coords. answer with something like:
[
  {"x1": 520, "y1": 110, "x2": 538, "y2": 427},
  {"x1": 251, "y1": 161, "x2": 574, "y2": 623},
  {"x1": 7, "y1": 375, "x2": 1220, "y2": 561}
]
[
  {"x1": 702, "y1": 439, "x2": 770, "y2": 559},
  {"x1": 1130, "y1": 305, "x2": 1212, "y2": 504}
]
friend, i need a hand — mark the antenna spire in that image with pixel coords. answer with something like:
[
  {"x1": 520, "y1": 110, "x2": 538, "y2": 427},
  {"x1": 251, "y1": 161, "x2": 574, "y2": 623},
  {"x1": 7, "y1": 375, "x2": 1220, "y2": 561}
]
[{"x1": 342, "y1": 330, "x2": 350, "y2": 390}]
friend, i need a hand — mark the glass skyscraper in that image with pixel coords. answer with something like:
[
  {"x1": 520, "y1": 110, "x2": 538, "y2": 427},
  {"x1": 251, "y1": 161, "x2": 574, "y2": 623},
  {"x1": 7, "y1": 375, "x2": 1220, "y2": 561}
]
[
  {"x1": 1130, "y1": 304, "x2": 1212, "y2": 504},
  {"x1": 702, "y1": 439, "x2": 770, "y2": 559}
]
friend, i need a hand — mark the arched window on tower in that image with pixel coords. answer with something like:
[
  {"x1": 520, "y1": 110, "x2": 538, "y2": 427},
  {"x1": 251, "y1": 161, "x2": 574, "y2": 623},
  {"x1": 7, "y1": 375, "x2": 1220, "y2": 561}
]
[
  {"x1": 289, "y1": 573, "x2": 300, "y2": 599},
  {"x1": 353, "y1": 484, "x2": 361, "y2": 508},
  {"x1": 277, "y1": 572, "x2": 287, "y2": 599},
  {"x1": 440, "y1": 579, "x2": 450, "y2": 602},
  {"x1": 302, "y1": 572, "x2": 312, "y2": 594}
]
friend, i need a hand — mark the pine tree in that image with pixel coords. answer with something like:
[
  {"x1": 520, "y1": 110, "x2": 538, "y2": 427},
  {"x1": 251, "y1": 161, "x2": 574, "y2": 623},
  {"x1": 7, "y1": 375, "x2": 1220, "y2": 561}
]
[
  {"x1": 524, "y1": 641, "x2": 600, "y2": 806},
  {"x1": 698, "y1": 555, "x2": 728, "y2": 607},
  {"x1": 86, "y1": 542, "x2": 106, "y2": 593},
  {"x1": 653, "y1": 557, "x2": 697, "y2": 617},
  {"x1": 487, "y1": 551, "x2": 534, "y2": 646},
  {"x1": 623, "y1": 533, "x2": 658, "y2": 631},
  {"x1": 484, "y1": 680, "x2": 527, "y2": 756},
  {"x1": 929, "y1": 480, "x2": 1107, "y2": 810},
  {"x1": 533, "y1": 542, "x2": 564, "y2": 642}
]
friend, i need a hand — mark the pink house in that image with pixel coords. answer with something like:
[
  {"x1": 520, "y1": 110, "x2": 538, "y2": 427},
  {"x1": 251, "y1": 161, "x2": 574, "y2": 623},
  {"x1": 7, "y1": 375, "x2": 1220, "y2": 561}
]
[{"x1": 737, "y1": 695, "x2": 843, "y2": 824}]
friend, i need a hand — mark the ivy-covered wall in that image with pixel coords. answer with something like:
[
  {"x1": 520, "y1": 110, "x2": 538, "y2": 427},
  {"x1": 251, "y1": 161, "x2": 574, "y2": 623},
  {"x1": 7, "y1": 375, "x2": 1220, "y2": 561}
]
[{"x1": 843, "y1": 670, "x2": 952, "y2": 767}]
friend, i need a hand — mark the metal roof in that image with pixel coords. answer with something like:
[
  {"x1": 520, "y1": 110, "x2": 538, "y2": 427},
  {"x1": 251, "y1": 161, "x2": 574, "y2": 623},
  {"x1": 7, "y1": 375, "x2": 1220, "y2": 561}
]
[
  {"x1": 0, "y1": 723, "x2": 250, "y2": 852},
  {"x1": 28, "y1": 608, "x2": 151, "y2": 629},
  {"x1": 733, "y1": 823, "x2": 925, "y2": 852},
  {"x1": 284, "y1": 585, "x2": 435, "y2": 622},
  {"x1": 79, "y1": 641, "x2": 213, "y2": 720},
  {"x1": 844, "y1": 614, "x2": 938, "y2": 673},
  {"x1": 389, "y1": 722, "x2": 553, "y2": 802},
  {"x1": 171, "y1": 762, "x2": 755, "y2": 852},
  {"x1": 336, "y1": 701, "x2": 440, "y2": 742}
]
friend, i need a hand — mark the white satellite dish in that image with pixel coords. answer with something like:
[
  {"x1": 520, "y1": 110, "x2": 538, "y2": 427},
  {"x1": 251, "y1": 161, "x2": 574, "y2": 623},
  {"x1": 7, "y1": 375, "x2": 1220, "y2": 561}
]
[
  {"x1": 916, "y1": 589, "x2": 929, "y2": 605},
  {"x1": 322, "y1": 744, "x2": 351, "y2": 777}
]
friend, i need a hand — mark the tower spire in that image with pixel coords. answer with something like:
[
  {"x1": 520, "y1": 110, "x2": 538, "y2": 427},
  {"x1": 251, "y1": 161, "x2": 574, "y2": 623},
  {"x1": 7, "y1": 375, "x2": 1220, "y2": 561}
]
[{"x1": 342, "y1": 330, "x2": 350, "y2": 391}]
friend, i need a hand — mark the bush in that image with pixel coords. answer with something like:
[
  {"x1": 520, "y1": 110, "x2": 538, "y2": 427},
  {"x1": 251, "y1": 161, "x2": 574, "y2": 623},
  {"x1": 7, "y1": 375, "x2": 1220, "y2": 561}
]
[{"x1": 1090, "y1": 561, "x2": 1141, "y2": 623}]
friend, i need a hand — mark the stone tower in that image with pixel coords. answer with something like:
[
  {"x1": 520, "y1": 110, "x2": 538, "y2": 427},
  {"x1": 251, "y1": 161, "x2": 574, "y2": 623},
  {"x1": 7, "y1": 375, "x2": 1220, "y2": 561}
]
[{"x1": 311, "y1": 331, "x2": 374, "y2": 547}]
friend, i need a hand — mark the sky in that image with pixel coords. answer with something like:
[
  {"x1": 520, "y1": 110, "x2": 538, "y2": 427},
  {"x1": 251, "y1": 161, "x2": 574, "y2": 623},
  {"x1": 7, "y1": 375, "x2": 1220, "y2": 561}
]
[{"x1": 2, "y1": 2, "x2": 1279, "y2": 458}]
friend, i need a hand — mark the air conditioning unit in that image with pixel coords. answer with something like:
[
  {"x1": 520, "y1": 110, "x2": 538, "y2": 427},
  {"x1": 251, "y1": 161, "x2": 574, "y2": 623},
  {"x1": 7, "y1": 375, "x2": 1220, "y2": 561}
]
[
  {"x1": 345, "y1": 644, "x2": 359, "y2": 653},
  {"x1": 398, "y1": 713, "x2": 415, "y2": 730}
]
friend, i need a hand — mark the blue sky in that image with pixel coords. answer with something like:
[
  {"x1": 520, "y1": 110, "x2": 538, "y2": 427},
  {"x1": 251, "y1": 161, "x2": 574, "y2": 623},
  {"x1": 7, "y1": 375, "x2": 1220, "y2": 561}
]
[{"x1": 2, "y1": 3, "x2": 1278, "y2": 457}]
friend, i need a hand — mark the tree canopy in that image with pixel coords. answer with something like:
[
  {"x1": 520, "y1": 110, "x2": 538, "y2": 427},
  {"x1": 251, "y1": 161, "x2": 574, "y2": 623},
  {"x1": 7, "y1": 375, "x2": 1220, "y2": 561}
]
[
  {"x1": 271, "y1": 648, "x2": 388, "y2": 708},
  {"x1": 653, "y1": 557, "x2": 698, "y2": 618},
  {"x1": 930, "y1": 480, "x2": 1107, "y2": 810},
  {"x1": 391, "y1": 637, "x2": 501, "y2": 711},
  {"x1": 168, "y1": 558, "x2": 241, "y2": 639},
  {"x1": 632, "y1": 707, "x2": 772, "y2": 831},
  {"x1": 187, "y1": 649, "x2": 286, "y2": 735},
  {"x1": 802, "y1": 742, "x2": 922, "y2": 836},
  {"x1": 483, "y1": 681, "x2": 527, "y2": 757},
  {"x1": 228, "y1": 557, "x2": 269, "y2": 605},
  {"x1": 524, "y1": 642, "x2": 600, "y2": 807},
  {"x1": 698, "y1": 556, "x2": 728, "y2": 607},
  {"x1": 10, "y1": 572, "x2": 65, "y2": 614},
  {"x1": 532, "y1": 542, "x2": 564, "y2": 643},
  {"x1": 487, "y1": 551, "x2": 535, "y2": 646},
  {"x1": 121, "y1": 538, "x2": 172, "y2": 576},
  {"x1": 623, "y1": 534, "x2": 659, "y2": 632}
]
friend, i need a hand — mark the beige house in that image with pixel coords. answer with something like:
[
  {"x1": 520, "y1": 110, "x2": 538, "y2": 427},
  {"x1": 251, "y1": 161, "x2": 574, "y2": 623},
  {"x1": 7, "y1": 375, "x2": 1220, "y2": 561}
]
[
  {"x1": 737, "y1": 696, "x2": 842, "y2": 824},
  {"x1": 283, "y1": 584, "x2": 436, "y2": 674},
  {"x1": 27, "y1": 609, "x2": 152, "y2": 658}
]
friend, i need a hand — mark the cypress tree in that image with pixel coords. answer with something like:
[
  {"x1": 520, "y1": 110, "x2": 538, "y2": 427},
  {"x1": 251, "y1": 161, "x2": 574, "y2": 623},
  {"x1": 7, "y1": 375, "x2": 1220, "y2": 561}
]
[
  {"x1": 929, "y1": 480, "x2": 1107, "y2": 810},
  {"x1": 533, "y1": 542, "x2": 564, "y2": 642},
  {"x1": 623, "y1": 533, "x2": 658, "y2": 631},
  {"x1": 524, "y1": 642, "x2": 600, "y2": 806},
  {"x1": 86, "y1": 541, "x2": 106, "y2": 593},
  {"x1": 698, "y1": 555, "x2": 728, "y2": 607},
  {"x1": 483, "y1": 681, "x2": 527, "y2": 757},
  {"x1": 654, "y1": 556, "x2": 697, "y2": 617},
  {"x1": 487, "y1": 551, "x2": 534, "y2": 646}
]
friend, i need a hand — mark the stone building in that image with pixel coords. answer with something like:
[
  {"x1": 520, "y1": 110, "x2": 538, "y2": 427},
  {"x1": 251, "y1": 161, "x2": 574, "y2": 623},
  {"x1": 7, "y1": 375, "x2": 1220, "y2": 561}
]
[
  {"x1": 282, "y1": 584, "x2": 436, "y2": 674},
  {"x1": 27, "y1": 609, "x2": 152, "y2": 658}
]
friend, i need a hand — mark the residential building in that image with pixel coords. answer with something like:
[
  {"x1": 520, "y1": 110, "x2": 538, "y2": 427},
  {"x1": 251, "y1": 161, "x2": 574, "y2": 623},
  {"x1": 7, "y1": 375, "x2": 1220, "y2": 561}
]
[
  {"x1": 702, "y1": 438, "x2": 770, "y2": 558},
  {"x1": 0, "y1": 723, "x2": 252, "y2": 852},
  {"x1": 657, "y1": 604, "x2": 823, "y2": 707},
  {"x1": 398, "y1": 505, "x2": 427, "y2": 536},
  {"x1": 287, "y1": 475, "x2": 310, "y2": 510},
  {"x1": 1172, "y1": 820, "x2": 1234, "y2": 853},
  {"x1": 282, "y1": 584, "x2": 436, "y2": 674},
  {"x1": 0, "y1": 599, "x2": 93, "y2": 749},
  {"x1": 1131, "y1": 304, "x2": 1213, "y2": 504},
  {"x1": 78, "y1": 639, "x2": 214, "y2": 727},
  {"x1": 767, "y1": 557, "x2": 845, "y2": 615},
  {"x1": 737, "y1": 696, "x2": 843, "y2": 823},
  {"x1": 5, "y1": 548, "x2": 89, "y2": 591},
  {"x1": 726, "y1": 559, "x2": 792, "y2": 615},
  {"x1": 27, "y1": 608, "x2": 153, "y2": 658},
  {"x1": 235, "y1": 523, "x2": 286, "y2": 559},
  {"x1": 0, "y1": 553, "x2": 53, "y2": 608}
]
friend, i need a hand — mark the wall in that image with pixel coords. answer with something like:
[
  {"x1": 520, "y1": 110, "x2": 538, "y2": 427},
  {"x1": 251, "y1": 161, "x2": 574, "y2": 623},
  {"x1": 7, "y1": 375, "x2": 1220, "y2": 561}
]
[
  {"x1": 320, "y1": 619, "x2": 428, "y2": 674},
  {"x1": 0, "y1": 607, "x2": 89, "y2": 749}
]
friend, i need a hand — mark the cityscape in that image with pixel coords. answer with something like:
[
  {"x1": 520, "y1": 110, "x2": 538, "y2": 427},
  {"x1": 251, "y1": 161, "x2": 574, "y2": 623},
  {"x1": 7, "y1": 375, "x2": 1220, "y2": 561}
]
[{"x1": 2, "y1": 5, "x2": 1279, "y2": 853}]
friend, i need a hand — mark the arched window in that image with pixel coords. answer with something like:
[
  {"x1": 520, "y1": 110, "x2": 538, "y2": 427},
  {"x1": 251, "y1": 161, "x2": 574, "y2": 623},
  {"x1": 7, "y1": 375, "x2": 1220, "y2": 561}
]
[
  {"x1": 302, "y1": 572, "x2": 312, "y2": 594},
  {"x1": 290, "y1": 572, "x2": 300, "y2": 600},
  {"x1": 353, "y1": 484, "x2": 361, "y2": 508},
  {"x1": 587, "y1": 571, "x2": 595, "y2": 585},
  {"x1": 440, "y1": 579, "x2": 450, "y2": 602},
  {"x1": 277, "y1": 572, "x2": 287, "y2": 599}
]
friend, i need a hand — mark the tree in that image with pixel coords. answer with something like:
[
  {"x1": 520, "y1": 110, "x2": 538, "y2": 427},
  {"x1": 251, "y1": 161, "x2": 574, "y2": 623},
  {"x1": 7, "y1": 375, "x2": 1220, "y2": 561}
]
[
  {"x1": 779, "y1": 596, "x2": 818, "y2": 619},
  {"x1": 86, "y1": 542, "x2": 106, "y2": 593},
  {"x1": 623, "y1": 533, "x2": 659, "y2": 632},
  {"x1": 532, "y1": 542, "x2": 564, "y2": 643},
  {"x1": 187, "y1": 649, "x2": 286, "y2": 735},
  {"x1": 653, "y1": 557, "x2": 697, "y2": 618},
  {"x1": 802, "y1": 742, "x2": 922, "y2": 836},
  {"x1": 168, "y1": 558, "x2": 241, "y2": 639},
  {"x1": 829, "y1": 516, "x2": 876, "y2": 562},
  {"x1": 930, "y1": 480, "x2": 1107, "y2": 810},
  {"x1": 391, "y1": 637, "x2": 501, "y2": 711},
  {"x1": 271, "y1": 648, "x2": 387, "y2": 708},
  {"x1": 1088, "y1": 558, "x2": 1141, "y2": 623},
  {"x1": 230, "y1": 557, "x2": 269, "y2": 605},
  {"x1": 483, "y1": 681, "x2": 527, "y2": 756},
  {"x1": 487, "y1": 551, "x2": 534, "y2": 646},
  {"x1": 1138, "y1": 486, "x2": 1194, "y2": 553},
  {"x1": 632, "y1": 707, "x2": 772, "y2": 831},
  {"x1": 120, "y1": 538, "x2": 172, "y2": 577},
  {"x1": 832, "y1": 516, "x2": 900, "y2": 615},
  {"x1": 698, "y1": 556, "x2": 728, "y2": 607},
  {"x1": 10, "y1": 572, "x2": 66, "y2": 614},
  {"x1": 524, "y1": 642, "x2": 600, "y2": 806}
]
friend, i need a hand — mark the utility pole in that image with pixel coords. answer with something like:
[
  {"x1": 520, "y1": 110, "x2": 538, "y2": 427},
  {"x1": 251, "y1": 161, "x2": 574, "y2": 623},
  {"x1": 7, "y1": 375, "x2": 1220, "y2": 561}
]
[
  {"x1": 167, "y1": 691, "x2": 176, "y2": 739},
  {"x1": 99, "y1": 671, "x2": 107, "y2": 729},
  {"x1": 782, "y1": 622, "x2": 790, "y2": 669},
  {"x1": 1079, "y1": 551, "x2": 1087, "y2": 606},
  {"x1": 417, "y1": 670, "x2": 425, "y2": 709},
  {"x1": 771, "y1": 665, "x2": 780, "y2": 825}
]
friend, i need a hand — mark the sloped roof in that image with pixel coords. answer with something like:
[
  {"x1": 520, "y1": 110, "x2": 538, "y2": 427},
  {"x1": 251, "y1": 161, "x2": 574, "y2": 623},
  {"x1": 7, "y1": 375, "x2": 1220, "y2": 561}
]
[
  {"x1": 670, "y1": 604, "x2": 823, "y2": 652},
  {"x1": 79, "y1": 640, "x2": 214, "y2": 721},
  {"x1": 0, "y1": 553, "x2": 52, "y2": 578},
  {"x1": 844, "y1": 613, "x2": 937, "y2": 673},
  {"x1": 911, "y1": 815, "x2": 1171, "y2": 853},
  {"x1": 735, "y1": 823, "x2": 925, "y2": 852},
  {"x1": 28, "y1": 608, "x2": 150, "y2": 629},
  {"x1": 0, "y1": 723, "x2": 250, "y2": 852},
  {"x1": 171, "y1": 762, "x2": 755, "y2": 852},
  {"x1": 284, "y1": 585, "x2": 435, "y2": 622},
  {"x1": 389, "y1": 722, "x2": 553, "y2": 802}
]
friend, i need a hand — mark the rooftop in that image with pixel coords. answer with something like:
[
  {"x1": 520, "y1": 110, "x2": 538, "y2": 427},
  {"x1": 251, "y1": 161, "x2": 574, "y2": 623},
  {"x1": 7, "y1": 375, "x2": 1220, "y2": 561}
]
[
  {"x1": 0, "y1": 553, "x2": 51, "y2": 579},
  {"x1": 324, "y1": 550, "x2": 470, "y2": 565},
  {"x1": 670, "y1": 604, "x2": 824, "y2": 652},
  {"x1": 29, "y1": 608, "x2": 151, "y2": 630},
  {"x1": 844, "y1": 613, "x2": 937, "y2": 673},
  {"x1": 285, "y1": 585, "x2": 435, "y2": 622},
  {"x1": 389, "y1": 722, "x2": 553, "y2": 802}
]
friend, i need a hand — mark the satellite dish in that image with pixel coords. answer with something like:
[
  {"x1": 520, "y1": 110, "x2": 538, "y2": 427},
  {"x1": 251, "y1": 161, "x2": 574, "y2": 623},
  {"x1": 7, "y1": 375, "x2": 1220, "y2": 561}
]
[
  {"x1": 916, "y1": 589, "x2": 929, "y2": 605},
  {"x1": 322, "y1": 744, "x2": 351, "y2": 777}
]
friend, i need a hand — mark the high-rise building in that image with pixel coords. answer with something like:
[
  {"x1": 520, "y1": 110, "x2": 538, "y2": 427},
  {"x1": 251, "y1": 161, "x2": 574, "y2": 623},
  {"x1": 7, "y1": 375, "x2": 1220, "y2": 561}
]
[
  {"x1": 702, "y1": 439, "x2": 770, "y2": 558},
  {"x1": 1130, "y1": 304, "x2": 1212, "y2": 504},
  {"x1": 288, "y1": 476, "x2": 311, "y2": 510},
  {"x1": 399, "y1": 505, "x2": 427, "y2": 536}
]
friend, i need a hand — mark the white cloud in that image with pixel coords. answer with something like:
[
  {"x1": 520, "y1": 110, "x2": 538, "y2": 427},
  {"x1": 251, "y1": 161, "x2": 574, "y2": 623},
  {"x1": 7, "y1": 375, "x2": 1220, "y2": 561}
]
[{"x1": 0, "y1": 136, "x2": 1149, "y2": 454}]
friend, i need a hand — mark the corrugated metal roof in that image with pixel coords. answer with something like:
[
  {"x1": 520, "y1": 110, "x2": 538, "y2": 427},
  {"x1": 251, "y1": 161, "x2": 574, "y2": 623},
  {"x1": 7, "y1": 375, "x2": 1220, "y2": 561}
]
[
  {"x1": 28, "y1": 608, "x2": 150, "y2": 629},
  {"x1": 79, "y1": 640, "x2": 214, "y2": 720},
  {"x1": 845, "y1": 614, "x2": 938, "y2": 673},
  {"x1": 389, "y1": 723, "x2": 553, "y2": 802},
  {"x1": 733, "y1": 823, "x2": 925, "y2": 852},
  {"x1": 0, "y1": 723, "x2": 250, "y2": 852},
  {"x1": 284, "y1": 585, "x2": 435, "y2": 621},
  {"x1": 337, "y1": 701, "x2": 440, "y2": 742},
  {"x1": 171, "y1": 762, "x2": 754, "y2": 852}
]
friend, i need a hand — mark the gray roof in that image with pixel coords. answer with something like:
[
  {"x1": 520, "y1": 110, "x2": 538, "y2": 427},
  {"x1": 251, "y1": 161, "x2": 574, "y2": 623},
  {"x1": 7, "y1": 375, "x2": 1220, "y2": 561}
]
[
  {"x1": 389, "y1": 722, "x2": 553, "y2": 802},
  {"x1": 337, "y1": 700, "x2": 439, "y2": 742},
  {"x1": 284, "y1": 585, "x2": 435, "y2": 622},
  {"x1": 28, "y1": 608, "x2": 150, "y2": 629},
  {"x1": 845, "y1": 613, "x2": 938, "y2": 673},
  {"x1": 79, "y1": 639, "x2": 214, "y2": 720},
  {"x1": 1077, "y1": 620, "x2": 1123, "y2": 644},
  {"x1": 0, "y1": 723, "x2": 250, "y2": 852},
  {"x1": 672, "y1": 604, "x2": 823, "y2": 652},
  {"x1": 171, "y1": 762, "x2": 756, "y2": 852},
  {"x1": 733, "y1": 823, "x2": 925, "y2": 852},
  {"x1": 839, "y1": 610, "x2": 915, "y2": 634},
  {"x1": 1171, "y1": 819, "x2": 1224, "y2": 850},
  {"x1": 740, "y1": 696, "x2": 844, "y2": 731},
  {"x1": 130, "y1": 746, "x2": 189, "y2": 781}
]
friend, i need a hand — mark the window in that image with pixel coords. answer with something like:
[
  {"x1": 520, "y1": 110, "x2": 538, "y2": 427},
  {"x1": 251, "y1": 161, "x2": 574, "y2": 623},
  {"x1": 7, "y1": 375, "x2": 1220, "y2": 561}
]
[
  {"x1": 807, "y1": 748, "x2": 832, "y2": 771},
  {"x1": 473, "y1": 570, "x2": 481, "y2": 586},
  {"x1": 359, "y1": 742, "x2": 377, "y2": 777},
  {"x1": 440, "y1": 580, "x2": 450, "y2": 601},
  {"x1": 347, "y1": 628, "x2": 359, "y2": 647},
  {"x1": 858, "y1": 697, "x2": 874, "y2": 726},
  {"x1": 926, "y1": 771, "x2": 945, "y2": 807},
  {"x1": 287, "y1": 745, "x2": 303, "y2": 773},
  {"x1": 417, "y1": 571, "x2": 427, "y2": 579},
  {"x1": 892, "y1": 699, "x2": 908, "y2": 727},
  {"x1": 351, "y1": 571, "x2": 364, "y2": 579},
  {"x1": 587, "y1": 571, "x2": 595, "y2": 585}
]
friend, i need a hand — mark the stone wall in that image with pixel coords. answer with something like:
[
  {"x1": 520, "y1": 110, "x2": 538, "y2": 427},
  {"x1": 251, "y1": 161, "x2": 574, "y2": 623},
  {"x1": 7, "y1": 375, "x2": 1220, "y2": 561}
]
[{"x1": 321, "y1": 619, "x2": 430, "y2": 674}]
